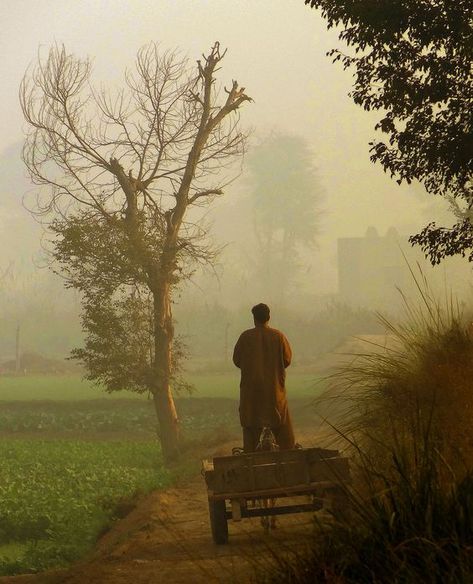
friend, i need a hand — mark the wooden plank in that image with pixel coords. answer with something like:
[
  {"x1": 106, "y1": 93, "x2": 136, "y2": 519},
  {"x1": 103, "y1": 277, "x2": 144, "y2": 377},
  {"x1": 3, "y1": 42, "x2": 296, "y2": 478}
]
[
  {"x1": 212, "y1": 447, "x2": 339, "y2": 472},
  {"x1": 205, "y1": 455, "x2": 350, "y2": 494},
  {"x1": 208, "y1": 480, "x2": 342, "y2": 501}
]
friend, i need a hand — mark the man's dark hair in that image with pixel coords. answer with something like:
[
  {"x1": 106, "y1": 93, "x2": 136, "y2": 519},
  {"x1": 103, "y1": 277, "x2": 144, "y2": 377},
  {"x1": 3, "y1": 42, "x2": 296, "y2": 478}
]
[{"x1": 252, "y1": 303, "x2": 270, "y2": 323}]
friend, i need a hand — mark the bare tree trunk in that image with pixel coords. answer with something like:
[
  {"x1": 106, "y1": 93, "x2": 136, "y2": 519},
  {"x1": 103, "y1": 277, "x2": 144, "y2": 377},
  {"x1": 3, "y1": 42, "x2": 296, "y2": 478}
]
[
  {"x1": 153, "y1": 274, "x2": 179, "y2": 462},
  {"x1": 153, "y1": 387, "x2": 179, "y2": 462}
]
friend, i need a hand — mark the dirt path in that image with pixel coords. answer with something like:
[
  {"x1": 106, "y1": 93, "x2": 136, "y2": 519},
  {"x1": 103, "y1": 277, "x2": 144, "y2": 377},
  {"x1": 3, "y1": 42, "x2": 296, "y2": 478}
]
[{"x1": 0, "y1": 441, "x2": 323, "y2": 584}]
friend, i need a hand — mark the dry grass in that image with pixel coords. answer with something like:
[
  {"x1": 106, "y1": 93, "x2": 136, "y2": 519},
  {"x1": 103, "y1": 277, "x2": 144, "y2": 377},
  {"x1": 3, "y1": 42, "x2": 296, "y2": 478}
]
[{"x1": 265, "y1": 270, "x2": 473, "y2": 583}]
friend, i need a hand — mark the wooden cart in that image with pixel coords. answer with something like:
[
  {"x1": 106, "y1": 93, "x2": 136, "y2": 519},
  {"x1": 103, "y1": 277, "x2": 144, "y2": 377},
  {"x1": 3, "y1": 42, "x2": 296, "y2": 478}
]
[{"x1": 202, "y1": 447, "x2": 350, "y2": 544}]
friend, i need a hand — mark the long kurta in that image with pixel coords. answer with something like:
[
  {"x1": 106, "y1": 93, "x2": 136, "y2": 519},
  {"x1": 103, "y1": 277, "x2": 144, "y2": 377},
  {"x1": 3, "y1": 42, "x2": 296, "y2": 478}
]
[{"x1": 233, "y1": 324, "x2": 292, "y2": 428}]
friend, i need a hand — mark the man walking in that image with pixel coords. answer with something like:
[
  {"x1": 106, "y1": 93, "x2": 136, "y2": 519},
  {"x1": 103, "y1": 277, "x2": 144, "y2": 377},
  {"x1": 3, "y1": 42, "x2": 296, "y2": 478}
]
[{"x1": 233, "y1": 303, "x2": 295, "y2": 452}]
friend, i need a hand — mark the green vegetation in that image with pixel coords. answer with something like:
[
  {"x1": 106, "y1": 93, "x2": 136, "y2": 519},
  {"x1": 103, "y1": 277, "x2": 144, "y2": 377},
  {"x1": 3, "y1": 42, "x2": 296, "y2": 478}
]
[
  {"x1": 306, "y1": 0, "x2": 473, "y2": 263},
  {"x1": 0, "y1": 440, "x2": 170, "y2": 575},
  {"x1": 0, "y1": 371, "x2": 323, "y2": 401},
  {"x1": 0, "y1": 375, "x2": 136, "y2": 401},
  {"x1": 0, "y1": 382, "x2": 249, "y2": 576},
  {"x1": 0, "y1": 371, "x2": 323, "y2": 576},
  {"x1": 0, "y1": 398, "x2": 239, "y2": 438},
  {"x1": 268, "y1": 288, "x2": 473, "y2": 583}
]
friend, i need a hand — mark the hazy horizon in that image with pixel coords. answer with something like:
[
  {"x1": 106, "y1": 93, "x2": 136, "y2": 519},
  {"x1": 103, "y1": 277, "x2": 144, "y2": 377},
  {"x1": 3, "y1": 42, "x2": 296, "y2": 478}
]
[{"x1": 1, "y1": 0, "x2": 470, "y2": 359}]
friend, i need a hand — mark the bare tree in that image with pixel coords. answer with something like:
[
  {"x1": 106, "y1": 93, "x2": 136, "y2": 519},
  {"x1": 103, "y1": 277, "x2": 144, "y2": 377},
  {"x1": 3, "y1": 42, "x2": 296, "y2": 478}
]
[{"x1": 20, "y1": 42, "x2": 251, "y2": 461}]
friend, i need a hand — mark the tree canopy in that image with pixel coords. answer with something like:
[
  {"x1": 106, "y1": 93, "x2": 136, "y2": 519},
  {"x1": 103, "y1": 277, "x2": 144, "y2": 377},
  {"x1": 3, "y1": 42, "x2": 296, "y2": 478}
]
[
  {"x1": 246, "y1": 133, "x2": 322, "y2": 304},
  {"x1": 305, "y1": 0, "x2": 473, "y2": 263}
]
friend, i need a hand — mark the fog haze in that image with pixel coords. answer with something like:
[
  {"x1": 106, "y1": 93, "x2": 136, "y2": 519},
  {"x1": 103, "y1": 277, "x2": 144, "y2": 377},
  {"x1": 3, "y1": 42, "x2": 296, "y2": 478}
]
[{"x1": 0, "y1": 0, "x2": 469, "y2": 361}]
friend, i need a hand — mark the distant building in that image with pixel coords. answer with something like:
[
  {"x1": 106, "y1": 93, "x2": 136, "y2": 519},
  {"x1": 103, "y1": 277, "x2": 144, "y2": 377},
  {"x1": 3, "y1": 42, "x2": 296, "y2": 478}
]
[{"x1": 337, "y1": 226, "x2": 472, "y2": 311}]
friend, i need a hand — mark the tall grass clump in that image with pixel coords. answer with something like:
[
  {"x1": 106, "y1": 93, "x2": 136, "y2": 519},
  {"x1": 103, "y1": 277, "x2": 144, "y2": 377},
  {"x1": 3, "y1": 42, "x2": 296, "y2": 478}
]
[{"x1": 267, "y1": 273, "x2": 473, "y2": 583}]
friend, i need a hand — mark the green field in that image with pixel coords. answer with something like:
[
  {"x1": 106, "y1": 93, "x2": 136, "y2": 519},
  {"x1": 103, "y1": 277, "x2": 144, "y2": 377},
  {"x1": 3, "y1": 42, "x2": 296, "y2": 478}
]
[
  {"x1": 0, "y1": 439, "x2": 170, "y2": 575},
  {"x1": 0, "y1": 395, "x2": 244, "y2": 576},
  {"x1": 0, "y1": 372, "x2": 324, "y2": 401},
  {"x1": 0, "y1": 372, "x2": 324, "y2": 576},
  {"x1": 0, "y1": 398, "x2": 239, "y2": 438}
]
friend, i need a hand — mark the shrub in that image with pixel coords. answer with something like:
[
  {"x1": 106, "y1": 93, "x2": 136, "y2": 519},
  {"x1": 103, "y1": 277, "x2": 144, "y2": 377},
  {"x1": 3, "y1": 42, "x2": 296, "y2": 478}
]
[
  {"x1": 334, "y1": 277, "x2": 473, "y2": 477},
  {"x1": 266, "y1": 277, "x2": 473, "y2": 583}
]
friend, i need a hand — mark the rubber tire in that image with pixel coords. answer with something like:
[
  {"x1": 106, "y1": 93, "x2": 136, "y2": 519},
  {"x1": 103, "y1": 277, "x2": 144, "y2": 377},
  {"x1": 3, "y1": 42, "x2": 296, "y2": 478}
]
[{"x1": 209, "y1": 499, "x2": 228, "y2": 544}]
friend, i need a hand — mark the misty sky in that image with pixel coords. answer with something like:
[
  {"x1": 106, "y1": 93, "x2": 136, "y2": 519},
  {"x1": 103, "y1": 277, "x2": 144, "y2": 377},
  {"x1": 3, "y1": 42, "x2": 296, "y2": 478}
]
[{"x1": 1, "y1": 0, "x2": 455, "y2": 294}]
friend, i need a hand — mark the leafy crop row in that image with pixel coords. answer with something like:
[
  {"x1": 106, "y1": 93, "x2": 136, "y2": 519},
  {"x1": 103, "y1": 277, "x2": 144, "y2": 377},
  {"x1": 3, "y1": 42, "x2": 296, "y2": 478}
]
[
  {"x1": 0, "y1": 439, "x2": 170, "y2": 575},
  {"x1": 0, "y1": 399, "x2": 237, "y2": 435}
]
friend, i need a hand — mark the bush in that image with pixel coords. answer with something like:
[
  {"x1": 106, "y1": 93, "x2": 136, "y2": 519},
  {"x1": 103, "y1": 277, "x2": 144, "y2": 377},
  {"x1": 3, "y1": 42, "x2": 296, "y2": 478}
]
[
  {"x1": 266, "y1": 278, "x2": 473, "y2": 583},
  {"x1": 334, "y1": 281, "x2": 473, "y2": 476}
]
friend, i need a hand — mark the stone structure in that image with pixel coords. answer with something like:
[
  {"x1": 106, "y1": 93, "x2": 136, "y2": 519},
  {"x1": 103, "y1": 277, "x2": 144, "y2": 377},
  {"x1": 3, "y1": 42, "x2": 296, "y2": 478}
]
[{"x1": 338, "y1": 226, "x2": 471, "y2": 311}]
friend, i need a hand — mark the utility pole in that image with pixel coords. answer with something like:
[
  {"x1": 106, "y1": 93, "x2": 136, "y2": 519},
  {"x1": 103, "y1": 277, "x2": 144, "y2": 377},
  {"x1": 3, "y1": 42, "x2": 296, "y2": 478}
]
[{"x1": 15, "y1": 323, "x2": 20, "y2": 374}]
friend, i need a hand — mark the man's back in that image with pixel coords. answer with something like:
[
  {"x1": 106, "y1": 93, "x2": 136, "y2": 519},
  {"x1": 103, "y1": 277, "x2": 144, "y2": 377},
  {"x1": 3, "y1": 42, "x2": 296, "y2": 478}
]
[{"x1": 233, "y1": 324, "x2": 291, "y2": 428}]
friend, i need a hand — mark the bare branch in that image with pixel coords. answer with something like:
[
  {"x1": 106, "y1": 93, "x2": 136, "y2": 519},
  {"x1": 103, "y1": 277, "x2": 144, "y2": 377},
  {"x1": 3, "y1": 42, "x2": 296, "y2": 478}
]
[
  {"x1": 188, "y1": 188, "x2": 224, "y2": 204},
  {"x1": 20, "y1": 40, "x2": 251, "y2": 293}
]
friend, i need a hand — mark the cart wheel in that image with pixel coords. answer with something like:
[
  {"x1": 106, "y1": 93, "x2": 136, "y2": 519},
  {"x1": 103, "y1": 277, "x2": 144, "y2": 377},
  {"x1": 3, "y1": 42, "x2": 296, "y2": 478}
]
[{"x1": 209, "y1": 499, "x2": 228, "y2": 544}]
